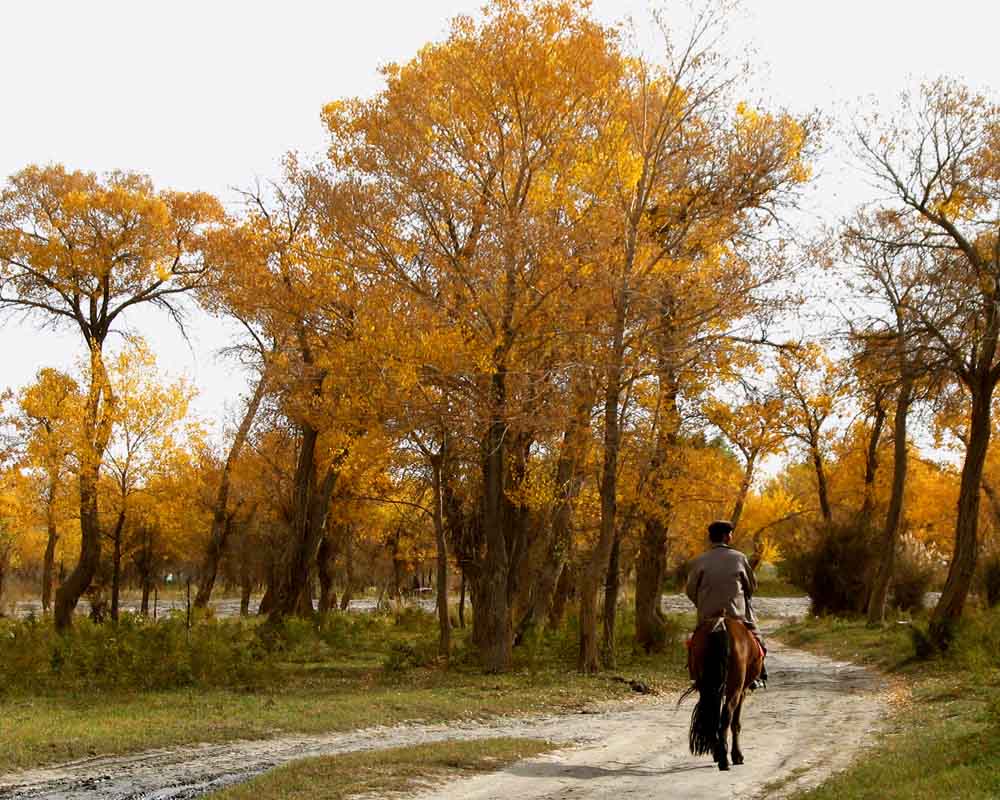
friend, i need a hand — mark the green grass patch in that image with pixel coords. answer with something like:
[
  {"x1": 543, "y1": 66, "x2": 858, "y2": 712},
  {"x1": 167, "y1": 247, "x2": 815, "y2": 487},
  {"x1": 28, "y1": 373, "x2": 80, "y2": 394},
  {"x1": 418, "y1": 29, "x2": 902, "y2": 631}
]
[
  {"x1": 207, "y1": 737, "x2": 555, "y2": 800},
  {"x1": 777, "y1": 611, "x2": 1000, "y2": 800},
  {"x1": 0, "y1": 608, "x2": 688, "y2": 773}
]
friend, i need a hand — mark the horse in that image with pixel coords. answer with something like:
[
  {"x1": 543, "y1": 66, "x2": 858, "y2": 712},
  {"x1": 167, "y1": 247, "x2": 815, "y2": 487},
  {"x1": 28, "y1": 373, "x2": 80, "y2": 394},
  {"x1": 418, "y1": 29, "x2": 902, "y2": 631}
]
[{"x1": 681, "y1": 616, "x2": 764, "y2": 771}]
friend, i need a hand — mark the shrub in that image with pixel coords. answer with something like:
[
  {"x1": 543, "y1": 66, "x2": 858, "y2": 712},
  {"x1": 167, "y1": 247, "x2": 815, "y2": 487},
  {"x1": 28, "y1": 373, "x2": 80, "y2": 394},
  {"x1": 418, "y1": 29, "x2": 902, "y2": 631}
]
[
  {"x1": 978, "y1": 552, "x2": 1000, "y2": 608},
  {"x1": 890, "y1": 534, "x2": 938, "y2": 613},
  {"x1": 382, "y1": 638, "x2": 439, "y2": 672},
  {"x1": 0, "y1": 614, "x2": 272, "y2": 694},
  {"x1": 779, "y1": 518, "x2": 877, "y2": 616}
]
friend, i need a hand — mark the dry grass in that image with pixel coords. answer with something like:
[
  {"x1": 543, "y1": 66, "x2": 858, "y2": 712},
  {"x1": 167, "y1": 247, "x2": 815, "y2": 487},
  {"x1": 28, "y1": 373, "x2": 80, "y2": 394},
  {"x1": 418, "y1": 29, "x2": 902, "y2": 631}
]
[{"x1": 207, "y1": 738, "x2": 556, "y2": 800}]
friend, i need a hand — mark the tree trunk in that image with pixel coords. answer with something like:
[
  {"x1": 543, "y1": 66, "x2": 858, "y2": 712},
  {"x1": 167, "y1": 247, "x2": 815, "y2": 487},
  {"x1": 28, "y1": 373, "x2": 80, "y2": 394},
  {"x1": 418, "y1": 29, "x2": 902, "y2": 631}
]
[
  {"x1": 860, "y1": 399, "x2": 888, "y2": 519},
  {"x1": 580, "y1": 298, "x2": 627, "y2": 673},
  {"x1": 520, "y1": 376, "x2": 594, "y2": 642},
  {"x1": 930, "y1": 383, "x2": 994, "y2": 647},
  {"x1": 195, "y1": 368, "x2": 268, "y2": 608},
  {"x1": 317, "y1": 525, "x2": 340, "y2": 614},
  {"x1": 268, "y1": 422, "x2": 344, "y2": 622},
  {"x1": 477, "y1": 368, "x2": 513, "y2": 672},
  {"x1": 867, "y1": 379, "x2": 912, "y2": 624},
  {"x1": 431, "y1": 448, "x2": 451, "y2": 662},
  {"x1": 55, "y1": 341, "x2": 115, "y2": 630},
  {"x1": 240, "y1": 579, "x2": 253, "y2": 616},
  {"x1": 635, "y1": 348, "x2": 680, "y2": 654},
  {"x1": 812, "y1": 444, "x2": 833, "y2": 522},
  {"x1": 0, "y1": 548, "x2": 8, "y2": 611},
  {"x1": 140, "y1": 576, "x2": 152, "y2": 616},
  {"x1": 109, "y1": 509, "x2": 126, "y2": 622},
  {"x1": 458, "y1": 571, "x2": 466, "y2": 628},
  {"x1": 600, "y1": 532, "x2": 621, "y2": 669},
  {"x1": 42, "y1": 500, "x2": 58, "y2": 614},
  {"x1": 730, "y1": 450, "x2": 758, "y2": 529},
  {"x1": 339, "y1": 527, "x2": 355, "y2": 611},
  {"x1": 549, "y1": 562, "x2": 574, "y2": 629}
]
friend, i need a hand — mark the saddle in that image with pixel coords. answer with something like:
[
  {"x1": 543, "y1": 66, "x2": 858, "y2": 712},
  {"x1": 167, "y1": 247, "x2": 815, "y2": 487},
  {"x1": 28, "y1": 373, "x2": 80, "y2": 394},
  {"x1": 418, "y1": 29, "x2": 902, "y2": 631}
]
[{"x1": 685, "y1": 616, "x2": 764, "y2": 682}]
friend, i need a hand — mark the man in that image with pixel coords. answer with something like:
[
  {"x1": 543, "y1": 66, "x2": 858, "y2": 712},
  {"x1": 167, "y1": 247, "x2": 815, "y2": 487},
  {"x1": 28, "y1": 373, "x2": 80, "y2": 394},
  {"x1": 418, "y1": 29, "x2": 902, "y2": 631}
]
[{"x1": 685, "y1": 519, "x2": 768, "y2": 688}]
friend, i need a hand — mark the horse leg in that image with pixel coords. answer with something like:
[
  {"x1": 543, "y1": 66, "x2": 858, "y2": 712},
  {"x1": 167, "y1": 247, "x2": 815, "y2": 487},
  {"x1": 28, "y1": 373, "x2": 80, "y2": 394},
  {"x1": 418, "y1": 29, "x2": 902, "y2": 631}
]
[
  {"x1": 715, "y1": 701, "x2": 731, "y2": 771},
  {"x1": 731, "y1": 693, "x2": 745, "y2": 765}
]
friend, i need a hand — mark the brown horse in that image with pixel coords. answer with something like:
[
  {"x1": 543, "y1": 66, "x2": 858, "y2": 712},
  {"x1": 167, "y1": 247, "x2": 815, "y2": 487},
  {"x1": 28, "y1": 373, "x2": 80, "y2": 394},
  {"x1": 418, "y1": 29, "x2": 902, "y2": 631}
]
[{"x1": 682, "y1": 616, "x2": 763, "y2": 771}]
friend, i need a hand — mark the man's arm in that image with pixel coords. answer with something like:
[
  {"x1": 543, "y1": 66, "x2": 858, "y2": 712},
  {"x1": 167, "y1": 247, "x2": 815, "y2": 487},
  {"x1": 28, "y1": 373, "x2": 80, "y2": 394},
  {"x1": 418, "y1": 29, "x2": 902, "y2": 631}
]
[
  {"x1": 685, "y1": 560, "x2": 701, "y2": 606},
  {"x1": 739, "y1": 553, "x2": 758, "y2": 597}
]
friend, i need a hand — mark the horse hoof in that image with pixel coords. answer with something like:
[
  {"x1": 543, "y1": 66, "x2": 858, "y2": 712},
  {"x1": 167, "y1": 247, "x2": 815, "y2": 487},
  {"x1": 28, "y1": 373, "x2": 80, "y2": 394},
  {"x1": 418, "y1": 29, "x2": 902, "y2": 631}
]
[
  {"x1": 732, "y1": 756, "x2": 744, "y2": 766},
  {"x1": 718, "y1": 762, "x2": 730, "y2": 771}
]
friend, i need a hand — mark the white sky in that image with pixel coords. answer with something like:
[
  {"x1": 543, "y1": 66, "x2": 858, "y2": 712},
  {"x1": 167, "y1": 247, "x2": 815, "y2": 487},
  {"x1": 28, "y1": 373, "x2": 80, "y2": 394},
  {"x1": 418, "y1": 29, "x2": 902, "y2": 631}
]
[{"x1": 1, "y1": 0, "x2": 997, "y2": 435}]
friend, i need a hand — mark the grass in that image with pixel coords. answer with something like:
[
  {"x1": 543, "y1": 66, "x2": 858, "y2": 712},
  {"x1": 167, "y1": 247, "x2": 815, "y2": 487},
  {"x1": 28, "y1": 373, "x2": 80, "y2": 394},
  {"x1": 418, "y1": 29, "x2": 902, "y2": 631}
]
[
  {"x1": 777, "y1": 611, "x2": 1000, "y2": 800},
  {"x1": 0, "y1": 608, "x2": 688, "y2": 774},
  {"x1": 207, "y1": 737, "x2": 555, "y2": 800}
]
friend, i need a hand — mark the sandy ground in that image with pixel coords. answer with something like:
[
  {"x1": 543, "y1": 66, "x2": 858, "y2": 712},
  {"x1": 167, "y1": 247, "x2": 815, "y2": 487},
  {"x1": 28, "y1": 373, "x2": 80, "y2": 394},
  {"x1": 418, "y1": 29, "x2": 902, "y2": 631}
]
[{"x1": 0, "y1": 631, "x2": 886, "y2": 800}]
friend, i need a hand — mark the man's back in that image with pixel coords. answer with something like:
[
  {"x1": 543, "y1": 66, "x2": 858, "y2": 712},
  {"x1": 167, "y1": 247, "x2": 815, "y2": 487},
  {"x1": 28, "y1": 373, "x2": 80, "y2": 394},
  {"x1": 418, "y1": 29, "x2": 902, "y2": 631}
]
[{"x1": 685, "y1": 543, "x2": 757, "y2": 624}]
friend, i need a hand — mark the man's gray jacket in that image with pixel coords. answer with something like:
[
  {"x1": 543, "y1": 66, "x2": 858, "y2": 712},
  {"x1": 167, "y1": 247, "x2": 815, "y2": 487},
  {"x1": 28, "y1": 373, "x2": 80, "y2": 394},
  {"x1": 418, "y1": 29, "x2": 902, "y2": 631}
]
[{"x1": 685, "y1": 543, "x2": 758, "y2": 624}]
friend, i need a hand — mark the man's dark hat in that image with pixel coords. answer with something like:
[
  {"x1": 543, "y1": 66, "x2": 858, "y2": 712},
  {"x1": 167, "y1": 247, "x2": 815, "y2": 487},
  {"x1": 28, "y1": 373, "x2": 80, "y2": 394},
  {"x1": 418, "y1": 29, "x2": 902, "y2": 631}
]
[{"x1": 708, "y1": 519, "x2": 734, "y2": 537}]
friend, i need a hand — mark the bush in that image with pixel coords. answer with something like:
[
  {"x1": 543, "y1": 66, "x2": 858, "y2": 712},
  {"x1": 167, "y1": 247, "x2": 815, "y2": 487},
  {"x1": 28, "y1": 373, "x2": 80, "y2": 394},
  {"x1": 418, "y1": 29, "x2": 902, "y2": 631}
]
[
  {"x1": 779, "y1": 518, "x2": 877, "y2": 616},
  {"x1": 0, "y1": 614, "x2": 272, "y2": 694},
  {"x1": 382, "y1": 639, "x2": 439, "y2": 672},
  {"x1": 978, "y1": 552, "x2": 1000, "y2": 608},
  {"x1": 890, "y1": 534, "x2": 938, "y2": 613}
]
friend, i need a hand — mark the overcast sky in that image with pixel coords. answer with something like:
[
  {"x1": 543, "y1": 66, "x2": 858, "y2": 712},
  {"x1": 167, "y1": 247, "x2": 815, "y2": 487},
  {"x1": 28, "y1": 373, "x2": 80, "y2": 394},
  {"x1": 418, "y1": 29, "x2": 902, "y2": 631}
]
[{"x1": 1, "y1": 0, "x2": 997, "y2": 434}]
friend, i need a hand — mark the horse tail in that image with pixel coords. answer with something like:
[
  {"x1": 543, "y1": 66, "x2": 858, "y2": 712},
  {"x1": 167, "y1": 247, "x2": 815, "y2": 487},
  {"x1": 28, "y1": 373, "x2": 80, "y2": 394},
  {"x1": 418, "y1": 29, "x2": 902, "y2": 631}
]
[{"x1": 688, "y1": 623, "x2": 729, "y2": 756}]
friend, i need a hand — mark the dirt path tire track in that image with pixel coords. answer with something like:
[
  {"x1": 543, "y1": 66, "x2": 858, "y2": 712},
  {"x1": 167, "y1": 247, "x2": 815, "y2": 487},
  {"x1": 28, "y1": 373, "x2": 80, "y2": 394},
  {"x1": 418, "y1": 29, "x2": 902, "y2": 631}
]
[{"x1": 0, "y1": 638, "x2": 885, "y2": 800}]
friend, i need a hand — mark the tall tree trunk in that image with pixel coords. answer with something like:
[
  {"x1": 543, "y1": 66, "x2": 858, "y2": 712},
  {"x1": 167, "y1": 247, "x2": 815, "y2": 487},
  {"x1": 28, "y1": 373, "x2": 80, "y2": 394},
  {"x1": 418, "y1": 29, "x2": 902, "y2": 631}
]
[
  {"x1": 580, "y1": 295, "x2": 627, "y2": 673},
  {"x1": 55, "y1": 339, "x2": 115, "y2": 630},
  {"x1": 600, "y1": 532, "x2": 621, "y2": 669},
  {"x1": 860, "y1": 398, "x2": 888, "y2": 519},
  {"x1": 477, "y1": 367, "x2": 513, "y2": 672},
  {"x1": 268, "y1": 422, "x2": 344, "y2": 622},
  {"x1": 195, "y1": 368, "x2": 268, "y2": 608},
  {"x1": 0, "y1": 547, "x2": 8, "y2": 611},
  {"x1": 431, "y1": 447, "x2": 451, "y2": 662},
  {"x1": 518, "y1": 375, "x2": 594, "y2": 641},
  {"x1": 140, "y1": 574, "x2": 152, "y2": 616},
  {"x1": 317, "y1": 523, "x2": 341, "y2": 614},
  {"x1": 42, "y1": 492, "x2": 58, "y2": 613},
  {"x1": 867, "y1": 379, "x2": 912, "y2": 624},
  {"x1": 930, "y1": 383, "x2": 994, "y2": 646},
  {"x1": 109, "y1": 509, "x2": 126, "y2": 622},
  {"x1": 458, "y1": 570, "x2": 466, "y2": 628},
  {"x1": 549, "y1": 562, "x2": 573, "y2": 629},
  {"x1": 339, "y1": 527, "x2": 355, "y2": 611},
  {"x1": 635, "y1": 350, "x2": 680, "y2": 654}
]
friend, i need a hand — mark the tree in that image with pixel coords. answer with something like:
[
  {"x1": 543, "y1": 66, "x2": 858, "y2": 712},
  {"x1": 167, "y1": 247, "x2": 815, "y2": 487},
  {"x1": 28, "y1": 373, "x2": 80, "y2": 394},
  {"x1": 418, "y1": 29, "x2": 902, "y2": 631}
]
[
  {"x1": 102, "y1": 340, "x2": 196, "y2": 621},
  {"x1": 776, "y1": 345, "x2": 849, "y2": 523},
  {"x1": 840, "y1": 210, "x2": 944, "y2": 623},
  {"x1": 0, "y1": 165, "x2": 224, "y2": 628},
  {"x1": 856, "y1": 80, "x2": 1000, "y2": 645},
  {"x1": 326, "y1": 0, "x2": 620, "y2": 672},
  {"x1": 8, "y1": 368, "x2": 82, "y2": 612}
]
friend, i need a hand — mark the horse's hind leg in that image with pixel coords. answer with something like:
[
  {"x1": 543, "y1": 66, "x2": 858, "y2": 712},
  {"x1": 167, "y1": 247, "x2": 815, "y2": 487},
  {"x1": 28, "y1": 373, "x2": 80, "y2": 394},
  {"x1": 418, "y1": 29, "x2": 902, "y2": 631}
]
[
  {"x1": 715, "y1": 702, "x2": 732, "y2": 771},
  {"x1": 731, "y1": 694, "x2": 745, "y2": 765}
]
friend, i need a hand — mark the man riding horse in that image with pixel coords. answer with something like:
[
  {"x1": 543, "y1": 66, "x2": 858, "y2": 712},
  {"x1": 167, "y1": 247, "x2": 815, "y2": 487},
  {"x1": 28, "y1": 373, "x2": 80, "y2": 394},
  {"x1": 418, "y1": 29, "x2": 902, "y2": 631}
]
[{"x1": 685, "y1": 519, "x2": 768, "y2": 688}]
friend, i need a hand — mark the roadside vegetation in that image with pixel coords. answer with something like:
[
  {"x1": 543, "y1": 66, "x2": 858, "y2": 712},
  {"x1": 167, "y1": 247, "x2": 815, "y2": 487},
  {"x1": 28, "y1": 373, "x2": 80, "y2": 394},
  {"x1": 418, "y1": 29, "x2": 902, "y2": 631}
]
[
  {"x1": 0, "y1": 606, "x2": 688, "y2": 774},
  {"x1": 207, "y1": 737, "x2": 556, "y2": 800},
  {"x1": 778, "y1": 608, "x2": 1000, "y2": 800}
]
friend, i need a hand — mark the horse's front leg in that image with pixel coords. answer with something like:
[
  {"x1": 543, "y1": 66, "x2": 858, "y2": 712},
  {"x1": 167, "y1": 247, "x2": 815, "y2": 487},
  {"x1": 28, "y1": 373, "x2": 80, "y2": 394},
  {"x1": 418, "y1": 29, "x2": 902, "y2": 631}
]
[
  {"x1": 715, "y1": 702, "x2": 731, "y2": 771},
  {"x1": 731, "y1": 693, "x2": 745, "y2": 766}
]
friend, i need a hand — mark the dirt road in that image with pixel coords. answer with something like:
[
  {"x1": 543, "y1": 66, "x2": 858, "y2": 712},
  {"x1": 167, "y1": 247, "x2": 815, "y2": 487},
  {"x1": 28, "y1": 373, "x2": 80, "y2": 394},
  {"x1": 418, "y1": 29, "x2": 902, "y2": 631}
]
[{"x1": 0, "y1": 636, "x2": 885, "y2": 800}]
